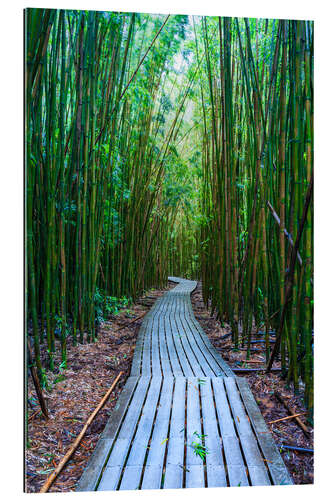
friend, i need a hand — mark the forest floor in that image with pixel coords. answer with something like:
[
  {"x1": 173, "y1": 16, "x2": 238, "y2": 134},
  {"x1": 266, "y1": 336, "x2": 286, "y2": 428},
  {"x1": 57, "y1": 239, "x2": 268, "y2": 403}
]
[
  {"x1": 26, "y1": 279, "x2": 313, "y2": 492},
  {"x1": 190, "y1": 282, "x2": 314, "y2": 485},
  {"x1": 25, "y1": 283, "x2": 174, "y2": 493}
]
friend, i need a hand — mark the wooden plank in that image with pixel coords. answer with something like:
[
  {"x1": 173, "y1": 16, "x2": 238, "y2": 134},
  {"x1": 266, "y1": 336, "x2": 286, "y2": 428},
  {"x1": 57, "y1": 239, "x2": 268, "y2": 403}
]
[
  {"x1": 77, "y1": 377, "x2": 139, "y2": 492},
  {"x1": 145, "y1": 378, "x2": 174, "y2": 467},
  {"x1": 164, "y1": 300, "x2": 184, "y2": 376},
  {"x1": 228, "y1": 465, "x2": 249, "y2": 487},
  {"x1": 167, "y1": 377, "x2": 186, "y2": 437},
  {"x1": 119, "y1": 466, "x2": 142, "y2": 490},
  {"x1": 117, "y1": 377, "x2": 150, "y2": 439},
  {"x1": 150, "y1": 314, "x2": 162, "y2": 376},
  {"x1": 200, "y1": 378, "x2": 228, "y2": 488},
  {"x1": 174, "y1": 310, "x2": 205, "y2": 376},
  {"x1": 248, "y1": 466, "x2": 271, "y2": 486},
  {"x1": 76, "y1": 438, "x2": 113, "y2": 491},
  {"x1": 118, "y1": 378, "x2": 163, "y2": 490},
  {"x1": 102, "y1": 438, "x2": 131, "y2": 469},
  {"x1": 130, "y1": 342, "x2": 143, "y2": 376},
  {"x1": 186, "y1": 464, "x2": 205, "y2": 488},
  {"x1": 166, "y1": 437, "x2": 185, "y2": 465},
  {"x1": 141, "y1": 465, "x2": 163, "y2": 489},
  {"x1": 212, "y1": 378, "x2": 238, "y2": 436},
  {"x1": 163, "y1": 464, "x2": 183, "y2": 489},
  {"x1": 184, "y1": 299, "x2": 235, "y2": 376},
  {"x1": 139, "y1": 297, "x2": 163, "y2": 376},
  {"x1": 169, "y1": 296, "x2": 194, "y2": 376},
  {"x1": 102, "y1": 376, "x2": 138, "y2": 439},
  {"x1": 186, "y1": 377, "x2": 205, "y2": 477},
  {"x1": 211, "y1": 378, "x2": 249, "y2": 485},
  {"x1": 125, "y1": 378, "x2": 162, "y2": 466},
  {"x1": 207, "y1": 465, "x2": 228, "y2": 487},
  {"x1": 165, "y1": 377, "x2": 186, "y2": 488},
  {"x1": 236, "y1": 377, "x2": 293, "y2": 486},
  {"x1": 182, "y1": 312, "x2": 225, "y2": 376},
  {"x1": 158, "y1": 300, "x2": 173, "y2": 375},
  {"x1": 224, "y1": 377, "x2": 253, "y2": 436},
  {"x1": 139, "y1": 321, "x2": 152, "y2": 376},
  {"x1": 97, "y1": 466, "x2": 122, "y2": 491},
  {"x1": 176, "y1": 302, "x2": 212, "y2": 376},
  {"x1": 224, "y1": 377, "x2": 271, "y2": 486}
]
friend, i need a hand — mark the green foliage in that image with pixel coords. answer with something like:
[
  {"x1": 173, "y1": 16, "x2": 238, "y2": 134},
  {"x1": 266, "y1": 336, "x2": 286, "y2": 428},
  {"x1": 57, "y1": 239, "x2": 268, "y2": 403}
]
[
  {"x1": 190, "y1": 431, "x2": 209, "y2": 461},
  {"x1": 53, "y1": 361, "x2": 67, "y2": 384},
  {"x1": 94, "y1": 288, "x2": 133, "y2": 324}
]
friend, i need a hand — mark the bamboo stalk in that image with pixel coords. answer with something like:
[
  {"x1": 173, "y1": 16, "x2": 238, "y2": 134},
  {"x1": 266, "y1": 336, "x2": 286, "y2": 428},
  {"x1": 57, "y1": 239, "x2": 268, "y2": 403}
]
[
  {"x1": 274, "y1": 391, "x2": 310, "y2": 436},
  {"x1": 268, "y1": 412, "x2": 307, "y2": 425}
]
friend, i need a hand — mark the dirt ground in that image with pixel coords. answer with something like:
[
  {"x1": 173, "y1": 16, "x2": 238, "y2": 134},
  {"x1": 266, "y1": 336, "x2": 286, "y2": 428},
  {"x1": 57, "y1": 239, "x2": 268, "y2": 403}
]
[
  {"x1": 190, "y1": 282, "x2": 314, "y2": 485},
  {"x1": 25, "y1": 280, "x2": 313, "y2": 492},
  {"x1": 25, "y1": 283, "x2": 174, "y2": 493}
]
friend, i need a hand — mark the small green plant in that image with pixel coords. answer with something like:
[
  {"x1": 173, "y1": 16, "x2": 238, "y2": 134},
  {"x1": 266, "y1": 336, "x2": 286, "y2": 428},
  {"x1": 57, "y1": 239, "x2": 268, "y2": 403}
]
[
  {"x1": 95, "y1": 288, "x2": 133, "y2": 323},
  {"x1": 40, "y1": 368, "x2": 50, "y2": 391},
  {"x1": 190, "y1": 431, "x2": 209, "y2": 461},
  {"x1": 53, "y1": 360, "x2": 66, "y2": 384}
]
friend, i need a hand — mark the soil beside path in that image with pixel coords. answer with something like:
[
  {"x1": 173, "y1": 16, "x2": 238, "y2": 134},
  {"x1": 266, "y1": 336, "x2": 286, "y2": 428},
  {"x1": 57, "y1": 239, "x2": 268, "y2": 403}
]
[
  {"x1": 190, "y1": 281, "x2": 314, "y2": 485},
  {"x1": 25, "y1": 283, "x2": 174, "y2": 493}
]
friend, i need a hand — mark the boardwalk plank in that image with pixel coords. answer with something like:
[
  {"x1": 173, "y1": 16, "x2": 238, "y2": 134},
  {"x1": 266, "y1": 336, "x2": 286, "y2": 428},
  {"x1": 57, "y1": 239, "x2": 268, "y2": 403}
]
[
  {"x1": 236, "y1": 377, "x2": 293, "y2": 486},
  {"x1": 98, "y1": 466, "x2": 122, "y2": 491},
  {"x1": 76, "y1": 438, "x2": 114, "y2": 491},
  {"x1": 141, "y1": 465, "x2": 163, "y2": 489}
]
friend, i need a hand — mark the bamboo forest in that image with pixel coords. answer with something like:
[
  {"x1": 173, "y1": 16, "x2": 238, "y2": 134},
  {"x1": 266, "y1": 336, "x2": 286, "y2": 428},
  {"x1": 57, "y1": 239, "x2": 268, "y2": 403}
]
[{"x1": 25, "y1": 7, "x2": 314, "y2": 493}]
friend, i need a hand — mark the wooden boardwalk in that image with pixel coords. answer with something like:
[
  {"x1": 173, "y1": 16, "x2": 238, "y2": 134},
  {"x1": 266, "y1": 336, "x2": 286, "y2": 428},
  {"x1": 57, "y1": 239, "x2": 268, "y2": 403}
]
[{"x1": 77, "y1": 278, "x2": 292, "y2": 491}]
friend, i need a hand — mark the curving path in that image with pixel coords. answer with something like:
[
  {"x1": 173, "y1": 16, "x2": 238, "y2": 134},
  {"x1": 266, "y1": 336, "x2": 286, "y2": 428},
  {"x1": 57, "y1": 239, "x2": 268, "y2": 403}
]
[{"x1": 77, "y1": 278, "x2": 292, "y2": 491}]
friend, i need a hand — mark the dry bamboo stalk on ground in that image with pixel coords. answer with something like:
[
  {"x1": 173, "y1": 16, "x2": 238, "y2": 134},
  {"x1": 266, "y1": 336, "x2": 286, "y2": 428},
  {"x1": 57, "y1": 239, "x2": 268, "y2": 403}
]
[
  {"x1": 274, "y1": 391, "x2": 310, "y2": 436},
  {"x1": 39, "y1": 371, "x2": 123, "y2": 493},
  {"x1": 115, "y1": 311, "x2": 147, "y2": 332},
  {"x1": 268, "y1": 412, "x2": 307, "y2": 425}
]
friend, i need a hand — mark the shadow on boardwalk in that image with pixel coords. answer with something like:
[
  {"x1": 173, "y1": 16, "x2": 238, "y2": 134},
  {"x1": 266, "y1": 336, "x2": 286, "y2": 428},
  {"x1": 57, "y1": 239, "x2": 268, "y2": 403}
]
[{"x1": 77, "y1": 278, "x2": 292, "y2": 491}]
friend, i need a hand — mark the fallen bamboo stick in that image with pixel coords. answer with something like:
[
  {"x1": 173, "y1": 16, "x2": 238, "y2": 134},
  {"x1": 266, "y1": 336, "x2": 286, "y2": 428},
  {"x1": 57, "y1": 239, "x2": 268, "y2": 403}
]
[
  {"x1": 233, "y1": 367, "x2": 281, "y2": 373},
  {"x1": 268, "y1": 412, "x2": 307, "y2": 425},
  {"x1": 279, "y1": 444, "x2": 313, "y2": 454},
  {"x1": 115, "y1": 311, "x2": 147, "y2": 332},
  {"x1": 274, "y1": 391, "x2": 310, "y2": 437},
  {"x1": 28, "y1": 409, "x2": 40, "y2": 422},
  {"x1": 240, "y1": 359, "x2": 265, "y2": 364},
  {"x1": 39, "y1": 371, "x2": 123, "y2": 493}
]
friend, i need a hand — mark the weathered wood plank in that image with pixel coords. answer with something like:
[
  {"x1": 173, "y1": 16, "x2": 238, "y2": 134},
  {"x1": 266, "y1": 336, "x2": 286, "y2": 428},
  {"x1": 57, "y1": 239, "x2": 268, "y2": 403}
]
[
  {"x1": 97, "y1": 466, "x2": 122, "y2": 491},
  {"x1": 102, "y1": 376, "x2": 138, "y2": 439},
  {"x1": 117, "y1": 377, "x2": 150, "y2": 439},
  {"x1": 163, "y1": 464, "x2": 183, "y2": 489},
  {"x1": 76, "y1": 438, "x2": 114, "y2": 491},
  {"x1": 164, "y1": 376, "x2": 186, "y2": 487},
  {"x1": 158, "y1": 302, "x2": 173, "y2": 375},
  {"x1": 236, "y1": 377, "x2": 293, "y2": 485},
  {"x1": 141, "y1": 465, "x2": 163, "y2": 489},
  {"x1": 186, "y1": 378, "x2": 205, "y2": 472}
]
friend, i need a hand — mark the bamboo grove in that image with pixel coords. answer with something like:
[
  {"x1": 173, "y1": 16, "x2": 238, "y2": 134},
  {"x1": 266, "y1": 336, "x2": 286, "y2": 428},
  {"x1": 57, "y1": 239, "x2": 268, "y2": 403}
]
[
  {"x1": 26, "y1": 9, "x2": 193, "y2": 373},
  {"x1": 196, "y1": 18, "x2": 314, "y2": 410},
  {"x1": 25, "y1": 10, "x2": 314, "y2": 410}
]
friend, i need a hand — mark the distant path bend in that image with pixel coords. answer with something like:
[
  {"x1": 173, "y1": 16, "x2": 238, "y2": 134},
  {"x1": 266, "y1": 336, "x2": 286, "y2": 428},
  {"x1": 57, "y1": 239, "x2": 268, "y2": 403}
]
[{"x1": 77, "y1": 277, "x2": 292, "y2": 491}]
